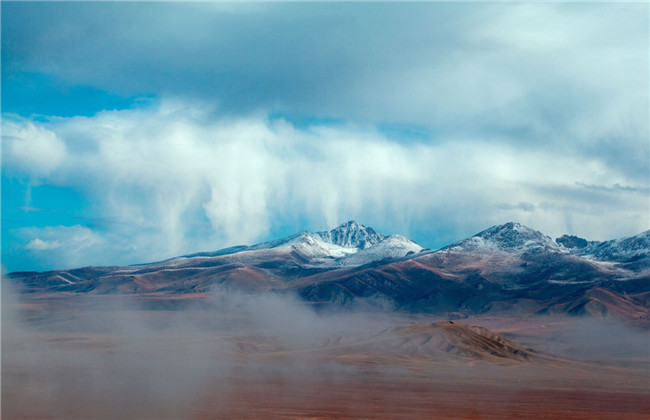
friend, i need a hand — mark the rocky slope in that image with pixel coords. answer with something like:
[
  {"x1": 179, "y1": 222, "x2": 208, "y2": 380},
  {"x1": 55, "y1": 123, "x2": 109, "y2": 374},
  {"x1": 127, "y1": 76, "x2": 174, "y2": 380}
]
[
  {"x1": 557, "y1": 230, "x2": 650, "y2": 271},
  {"x1": 295, "y1": 223, "x2": 649, "y2": 319},
  {"x1": 8, "y1": 222, "x2": 650, "y2": 321}
]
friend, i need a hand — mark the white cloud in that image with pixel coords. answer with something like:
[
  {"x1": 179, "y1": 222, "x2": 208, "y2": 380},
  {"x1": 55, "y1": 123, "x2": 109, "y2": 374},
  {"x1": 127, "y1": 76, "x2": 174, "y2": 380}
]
[
  {"x1": 2, "y1": 117, "x2": 67, "y2": 178},
  {"x1": 2, "y1": 3, "x2": 648, "y2": 271},
  {"x1": 3, "y1": 101, "x2": 648, "y2": 269},
  {"x1": 6, "y1": 3, "x2": 646, "y2": 158},
  {"x1": 18, "y1": 225, "x2": 107, "y2": 269},
  {"x1": 25, "y1": 238, "x2": 61, "y2": 251}
]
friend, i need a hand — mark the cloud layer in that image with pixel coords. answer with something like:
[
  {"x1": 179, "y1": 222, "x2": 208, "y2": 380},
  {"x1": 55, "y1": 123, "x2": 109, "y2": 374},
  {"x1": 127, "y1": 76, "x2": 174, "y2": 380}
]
[
  {"x1": 2, "y1": 2, "x2": 648, "y2": 270},
  {"x1": 4, "y1": 3, "x2": 647, "y2": 156},
  {"x1": 3, "y1": 100, "x2": 648, "y2": 269}
]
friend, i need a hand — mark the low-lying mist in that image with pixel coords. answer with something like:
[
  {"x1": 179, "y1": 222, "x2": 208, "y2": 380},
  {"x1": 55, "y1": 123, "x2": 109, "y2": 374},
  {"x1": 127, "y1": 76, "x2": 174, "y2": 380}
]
[
  {"x1": 3, "y1": 278, "x2": 649, "y2": 419},
  {"x1": 1, "y1": 280, "x2": 423, "y2": 419}
]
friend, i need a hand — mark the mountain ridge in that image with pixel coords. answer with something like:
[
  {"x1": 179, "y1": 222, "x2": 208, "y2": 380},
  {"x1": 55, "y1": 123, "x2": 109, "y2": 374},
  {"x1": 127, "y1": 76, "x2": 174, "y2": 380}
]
[
  {"x1": 177, "y1": 220, "x2": 417, "y2": 262},
  {"x1": 8, "y1": 221, "x2": 650, "y2": 323}
]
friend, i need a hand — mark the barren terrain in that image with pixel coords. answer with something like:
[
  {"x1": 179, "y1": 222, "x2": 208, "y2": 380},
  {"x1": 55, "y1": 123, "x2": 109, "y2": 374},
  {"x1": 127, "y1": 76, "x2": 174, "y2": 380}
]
[{"x1": 3, "y1": 291, "x2": 648, "y2": 419}]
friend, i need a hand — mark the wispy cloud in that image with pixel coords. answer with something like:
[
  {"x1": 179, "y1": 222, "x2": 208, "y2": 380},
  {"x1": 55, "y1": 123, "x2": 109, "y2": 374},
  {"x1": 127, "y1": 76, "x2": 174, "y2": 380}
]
[
  {"x1": 25, "y1": 238, "x2": 61, "y2": 251},
  {"x1": 2, "y1": 117, "x2": 66, "y2": 178},
  {"x1": 495, "y1": 202, "x2": 536, "y2": 212},
  {"x1": 575, "y1": 182, "x2": 650, "y2": 195},
  {"x1": 3, "y1": 100, "x2": 647, "y2": 269},
  {"x1": 16, "y1": 225, "x2": 107, "y2": 269},
  {"x1": 2, "y1": 2, "x2": 648, "y2": 270}
]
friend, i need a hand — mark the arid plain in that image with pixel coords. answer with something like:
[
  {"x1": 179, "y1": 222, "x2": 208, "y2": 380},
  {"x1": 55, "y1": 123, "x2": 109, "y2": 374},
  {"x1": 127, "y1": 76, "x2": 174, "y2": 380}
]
[{"x1": 3, "y1": 290, "x2": 648, "y2": 419}]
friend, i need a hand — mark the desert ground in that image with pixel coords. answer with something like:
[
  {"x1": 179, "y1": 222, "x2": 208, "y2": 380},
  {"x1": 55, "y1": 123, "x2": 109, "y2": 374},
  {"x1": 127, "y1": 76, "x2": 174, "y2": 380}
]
[{"x1": 2, "y1": 292, "x2": 649, "y2": 419}]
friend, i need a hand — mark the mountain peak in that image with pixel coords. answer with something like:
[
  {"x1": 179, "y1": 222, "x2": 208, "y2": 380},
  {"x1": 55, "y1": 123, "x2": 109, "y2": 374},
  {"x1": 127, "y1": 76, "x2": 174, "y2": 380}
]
[
  {"x1": 316, "y1": 221, "x2": 384, "y2": 249},
  {"x1": 558, "y1": 230, "x2": 650, "y2": 263},
  {"x1": 472, "y1": 222, "x2": 558, "y2": 251},
  {"x1": 332, "y1": 220, "x2": 365, "y2": 230}
]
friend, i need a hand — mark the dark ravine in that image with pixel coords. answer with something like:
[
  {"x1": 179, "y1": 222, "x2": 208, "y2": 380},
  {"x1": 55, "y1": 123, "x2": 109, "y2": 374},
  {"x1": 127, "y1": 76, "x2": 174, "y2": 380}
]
[{"x1": 8, "y1": 221, "x2": 650, "y2": 321}]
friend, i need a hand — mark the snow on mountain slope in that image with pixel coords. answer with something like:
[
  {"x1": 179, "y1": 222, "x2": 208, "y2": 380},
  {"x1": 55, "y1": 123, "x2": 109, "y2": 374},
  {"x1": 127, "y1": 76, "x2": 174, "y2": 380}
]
[
  {"x1": 340, "y1": 235, "x2": 423, "y2": 266},
  {"x1": 279, "y1": 222, "x2": 421, "y2": 265},
  {"x1": 10, "y1": 221, "x2": 649, "y2": 320},
  {"x1": 279, "y1": 232, "x2": 360, "y2": 260},
  {"x1": 315, "y1": 220, "x2": 384, "y2": 249},
  {"x1": 408, "y1": 222, "x2": 650, "y2": 296},
  {"x1": 444, "y1": 222, "x2": 562, "y2": 254},
  {"x1": 169, "y1": 221, "x2": 420, "y2": 268},
  {"x1": 557, "y1": 230, "x2": 650, "y2": 263}
]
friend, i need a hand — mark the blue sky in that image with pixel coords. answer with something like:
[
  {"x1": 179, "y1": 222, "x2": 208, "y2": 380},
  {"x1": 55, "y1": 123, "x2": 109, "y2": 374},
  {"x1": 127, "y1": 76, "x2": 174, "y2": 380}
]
[{"x1": 2, "y1": 2, "x2": 648, "y2": 272}]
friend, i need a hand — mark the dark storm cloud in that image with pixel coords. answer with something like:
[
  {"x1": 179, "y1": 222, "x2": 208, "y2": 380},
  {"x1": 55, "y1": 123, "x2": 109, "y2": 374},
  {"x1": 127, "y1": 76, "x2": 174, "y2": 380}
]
[
  {"x1": 4, "y1": 2, "x2": 648, "y2": 178},
  {"x1": 2, "y1": 6, "x2": 643, "y2": 112}
]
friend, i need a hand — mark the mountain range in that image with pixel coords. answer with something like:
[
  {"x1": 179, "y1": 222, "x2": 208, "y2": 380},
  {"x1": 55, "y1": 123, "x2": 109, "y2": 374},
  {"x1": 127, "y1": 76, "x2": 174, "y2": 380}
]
[{"x1": 9, "y1": 221, "x2": 650, "y2": 321}]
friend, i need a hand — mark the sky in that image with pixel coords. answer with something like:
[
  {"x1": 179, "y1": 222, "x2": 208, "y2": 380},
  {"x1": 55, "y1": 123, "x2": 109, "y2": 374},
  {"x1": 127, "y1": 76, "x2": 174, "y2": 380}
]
[{"x1": 2, "y1": 2, "x2": 648, "y2": 272}]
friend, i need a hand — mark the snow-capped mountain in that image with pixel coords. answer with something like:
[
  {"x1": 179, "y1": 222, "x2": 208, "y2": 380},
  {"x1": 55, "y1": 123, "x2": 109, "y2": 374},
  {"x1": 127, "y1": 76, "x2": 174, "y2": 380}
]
[
  {"x1": 9, "y1": 221, "x2": 649, "y2": 321},
  {"x1": 338, "y1": 234, "x2": 423, "y2": 266},
  {"x1": 280, "y1": 221, "x2": 422, "y2": 265},
  {"x1": 279, "y1": 232, "x2": 362, "y2": 259},
  {"x1": 299, "y1": 223, "x2": 649, "y2": 318},
  {"x1": 238, "y1": 221, "x2": 421, "y2": 264},
  {"x1": 445, "y1": 222, "x2": 561, "y2": 253},
  {"x1": 178, "y1": 221, "x2": 420, "y2": 265},
  {"x1": 315, "y1": 220, "x2": 384, "y2": 249},
  {"x1": 557, "y1": 230, "x2": 650, "y2": 265}
]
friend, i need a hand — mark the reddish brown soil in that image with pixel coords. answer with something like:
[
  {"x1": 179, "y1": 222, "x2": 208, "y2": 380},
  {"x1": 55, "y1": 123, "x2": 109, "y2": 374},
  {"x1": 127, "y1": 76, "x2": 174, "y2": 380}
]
[
  {"x1": 193, "y1": 369, "x2": 649, "y2": 419},
  {"x1": 3, "y1": 296, "x2": 648, "y2": 419}
]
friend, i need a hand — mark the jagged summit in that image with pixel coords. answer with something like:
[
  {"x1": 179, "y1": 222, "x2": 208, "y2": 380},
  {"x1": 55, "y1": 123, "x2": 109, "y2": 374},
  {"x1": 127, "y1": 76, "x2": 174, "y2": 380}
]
[
  {"x1": 558, "y1": 230, "x2": 650, "y2": 264},
  {"x1": 180, "y1": 221, "x2": 419, "y2": 266},
  {"x1": 473, "y1": 222, "x2": 559, "y2": 250},
  {"x1": 443, "y1": 222, "x2": 560, "y2": 253},
  {"x1": 315, "y1": 220, "x2": 384, "y2": 249},
  {"x1": 285, "y1": 221, "x2": 421, "y2": 263},
  {"x1": 11, "y1": 222, "x2": 649, "y2": 319}
]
